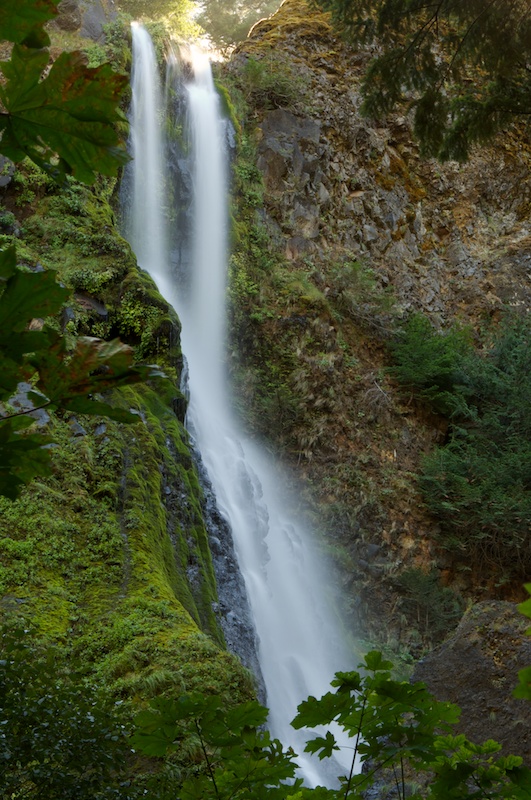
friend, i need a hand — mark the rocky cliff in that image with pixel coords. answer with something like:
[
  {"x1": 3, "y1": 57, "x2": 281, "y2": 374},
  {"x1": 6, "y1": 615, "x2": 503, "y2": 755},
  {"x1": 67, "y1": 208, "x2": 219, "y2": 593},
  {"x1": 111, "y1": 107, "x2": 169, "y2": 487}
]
[{"x1": 222, "y1": 0, "x2": 531, "y2": 657}]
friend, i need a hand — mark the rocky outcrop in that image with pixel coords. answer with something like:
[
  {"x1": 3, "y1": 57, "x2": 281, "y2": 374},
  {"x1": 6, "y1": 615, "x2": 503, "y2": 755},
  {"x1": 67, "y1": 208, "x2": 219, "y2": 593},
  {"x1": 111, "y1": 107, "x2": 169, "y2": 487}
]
[
  {"x1": 414, "y1": 602, "x2": 531, "y2": 763},
  {"x1": 51, "y1": 0, "x2": 117, "y2": 41},
  {"x1": 235, "y1": 2, "x2": 531, "y2": 326},
  {"x1": 225, "y1": 0, "x2": 531, "y2": 649},
  {"x1": 80, "y1": 0, "x2": 117, "y2": 41},
  {"x1": 56, "y1": 0, "x2": 82, "y2": 31}
]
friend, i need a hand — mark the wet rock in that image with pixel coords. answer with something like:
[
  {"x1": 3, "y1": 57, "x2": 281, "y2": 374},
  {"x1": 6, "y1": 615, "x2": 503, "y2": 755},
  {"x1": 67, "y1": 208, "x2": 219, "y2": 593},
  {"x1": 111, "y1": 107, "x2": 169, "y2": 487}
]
[
  {"x1": 74, "y1": 293, "x2": 108, "y2": 318},
  {"x1": 413, "y1": 601, "x2": 531, "y2": 764},
  {"x1": 69, "y1": 418, "x2": 88, "y2": 437},
  {"x1": 189, "y1": 436, "x2": 266, "y2": 701},
  {"x1": 0, "y1": 157, "x2": 15, "y2": 189},
  {"x1": 9, "y1": 382, "x2": 50, "y2": 427}
]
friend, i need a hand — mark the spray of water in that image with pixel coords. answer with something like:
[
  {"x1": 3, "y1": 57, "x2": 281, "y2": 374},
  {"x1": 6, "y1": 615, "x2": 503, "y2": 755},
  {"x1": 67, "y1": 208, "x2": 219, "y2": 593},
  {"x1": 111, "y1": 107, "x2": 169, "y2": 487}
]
[{"x1": 124, "y1": 27, "x2": 356, "y2": 786}]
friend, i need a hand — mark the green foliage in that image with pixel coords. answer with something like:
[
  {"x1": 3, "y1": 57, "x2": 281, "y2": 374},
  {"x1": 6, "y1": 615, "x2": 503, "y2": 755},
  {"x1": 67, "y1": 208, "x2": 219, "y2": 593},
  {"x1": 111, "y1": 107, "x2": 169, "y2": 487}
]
[
  {"x1": 396, "y1": 568, "x2": 464, "y2": 643},
  {"x1": 132, "y1": 692, "x2": 300, "y2": 799},
  {"x1": 313, "y1": 0, "x2": 531, "y2": 160},
  {"x1": 389, "y1": 314, "x2": 473, "y2": 414},
  {"x1": 235, "y1": 54, "x2": 308, "y2": 109},
  {"x1": 197, "y1": 0, "x2": 281, "y2": 50},
  {"x1": 0, "y1": 1, "x2": 128, "y2": 183},
  {"x1": 391, "y1": 313, "x2": 531, "y2": 576},
  {"x1": 84, "y1": 15, "x2": 134, "y2": 74},
  {"x1": 12, "y1": 157, "x2": 54, "y2": 205},
  {"x1": 0, "y1": 0, "x2": 57, "y2": 47},
  {"x1": 132, "y1": 650, "x2": 531, "y2": 799},
  {"x1": 0, "y1": 625, "x2": 138, "y2": 799}
]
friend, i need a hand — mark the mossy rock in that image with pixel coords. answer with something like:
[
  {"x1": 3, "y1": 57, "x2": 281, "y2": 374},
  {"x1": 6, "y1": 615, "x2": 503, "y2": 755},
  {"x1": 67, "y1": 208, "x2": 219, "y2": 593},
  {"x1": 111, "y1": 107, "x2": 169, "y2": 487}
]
[{"x1": 0, "y1": 146, "x2": 254, "y2": 786}]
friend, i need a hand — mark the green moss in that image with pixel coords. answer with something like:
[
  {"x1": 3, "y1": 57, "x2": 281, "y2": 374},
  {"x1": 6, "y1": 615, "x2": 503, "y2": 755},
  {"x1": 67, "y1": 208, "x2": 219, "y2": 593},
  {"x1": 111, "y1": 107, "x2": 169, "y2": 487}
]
[
  {"x1": 0, "y1": 144, "x2": 253, "y2": 790},
  {"x1": 0, "y1": 391, "x2": 252, "y2": 705},
  {"x1": 214, "y1": 79, "x2": 243, "y2": 141}
]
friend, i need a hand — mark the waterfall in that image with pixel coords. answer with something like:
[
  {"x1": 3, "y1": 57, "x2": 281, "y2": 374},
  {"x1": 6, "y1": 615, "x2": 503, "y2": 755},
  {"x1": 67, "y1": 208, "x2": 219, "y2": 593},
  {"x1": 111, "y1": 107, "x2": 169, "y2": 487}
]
[
  {"x1": 123, "y1": 24, "x2": 171, "y2": 301},
  {"x1": 124, "y1": 27, "x2": 355, "y2": 787}
]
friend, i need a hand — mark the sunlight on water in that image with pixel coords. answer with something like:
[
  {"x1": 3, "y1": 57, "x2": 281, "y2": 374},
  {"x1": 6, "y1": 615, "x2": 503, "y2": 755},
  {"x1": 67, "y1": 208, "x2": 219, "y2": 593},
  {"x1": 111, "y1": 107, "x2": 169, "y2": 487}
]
[{"x1": 124, "y1": 26, "x2": 358, "y2": 786}]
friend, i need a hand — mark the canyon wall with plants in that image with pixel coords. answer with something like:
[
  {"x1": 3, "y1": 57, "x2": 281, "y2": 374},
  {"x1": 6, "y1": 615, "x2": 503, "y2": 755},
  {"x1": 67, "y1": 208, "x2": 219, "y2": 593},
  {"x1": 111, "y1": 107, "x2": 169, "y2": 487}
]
[
  {"x1": 2, "y1": 0, "x2": 531, "y2": 790},
  {"x1": 221, "y1": 0, "x2": 531, "y2": 661}
]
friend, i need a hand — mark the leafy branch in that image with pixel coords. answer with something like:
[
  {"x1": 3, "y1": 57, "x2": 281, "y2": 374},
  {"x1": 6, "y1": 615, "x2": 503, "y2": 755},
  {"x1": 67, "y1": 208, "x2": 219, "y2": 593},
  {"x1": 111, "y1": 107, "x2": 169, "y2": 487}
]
[
  {"x1": 130, "y1": 649, "x2": 531, "y2": 799},
  {"x1": 0, "y1": 0, "x2": 129, "y2": 182}
]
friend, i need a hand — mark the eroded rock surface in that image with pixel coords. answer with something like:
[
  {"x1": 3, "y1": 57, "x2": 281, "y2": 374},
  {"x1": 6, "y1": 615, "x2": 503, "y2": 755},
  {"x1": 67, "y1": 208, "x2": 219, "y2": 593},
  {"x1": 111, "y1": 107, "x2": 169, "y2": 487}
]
[
  {"x1": 413, "y1": 602, "x2": 531, "y2": 763},
  {"x1": 225, "y1": 0, "x2": 531, "y2": 649}
]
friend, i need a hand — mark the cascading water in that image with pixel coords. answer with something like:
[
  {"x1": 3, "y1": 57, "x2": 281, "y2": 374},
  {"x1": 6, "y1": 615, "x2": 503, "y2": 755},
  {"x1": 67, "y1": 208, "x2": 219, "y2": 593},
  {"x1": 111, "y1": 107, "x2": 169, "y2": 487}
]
[
  {"x1": 124, "y1": 24, "x2": 171, "y2": 301},
  {"x1": 124, "y1": 26, "x2": 356, "y2": 786}
]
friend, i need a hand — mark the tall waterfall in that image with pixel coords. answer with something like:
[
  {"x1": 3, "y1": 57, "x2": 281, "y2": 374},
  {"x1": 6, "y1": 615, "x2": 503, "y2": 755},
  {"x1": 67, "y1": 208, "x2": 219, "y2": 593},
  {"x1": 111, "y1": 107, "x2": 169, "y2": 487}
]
[
  {"x1": 124, "y1": 27, "x2": 354, "y2": 787},
  {"x1": 124, "y1": 24, "x2": 171, "y2": 301}
]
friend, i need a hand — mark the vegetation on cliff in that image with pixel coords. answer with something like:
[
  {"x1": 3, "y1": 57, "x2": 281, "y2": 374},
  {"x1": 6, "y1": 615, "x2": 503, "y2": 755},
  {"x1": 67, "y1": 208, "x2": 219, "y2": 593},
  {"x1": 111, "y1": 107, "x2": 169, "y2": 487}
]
[
  {"x1": 128, "y1": 641, "x2": 531, "y2": 799},
  {"x1": 313, "y1": 0, "x2": 531, "y2": 161},
  {"x1": 0, "y1": 2, "x2": 253, "y2": 794},
  {"x1": 391, "y1": 313, "x2": 531, "y2": 582},
  {"x1": 218, "y1": 0, "x2": 531, "y2": 665}
]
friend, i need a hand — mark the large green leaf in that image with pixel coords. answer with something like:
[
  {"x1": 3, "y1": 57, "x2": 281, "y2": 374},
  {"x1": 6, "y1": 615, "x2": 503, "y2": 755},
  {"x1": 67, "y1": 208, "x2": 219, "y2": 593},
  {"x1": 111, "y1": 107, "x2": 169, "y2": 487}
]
[
  {"x1": 31, "y1": 334, "x2": 166, "y2": 422},
  {"x1": 0, "y1": 249, "x2": 69, "y2": 401},
  {"x1": 0, "y1": 266, "x2": 70, "y2": 333},
  {"x1": 0, "y1": 356, "x2": 33, "y2": 401},
  {"x1": 0, "y1": 246, "x2": 18, "y2": 281},
  {"x1": 0, "y1": 0, "x2": 57, "y2": 48},
  {"x1": 0, "y1": 46, "x2": 129, "y2": 183}
]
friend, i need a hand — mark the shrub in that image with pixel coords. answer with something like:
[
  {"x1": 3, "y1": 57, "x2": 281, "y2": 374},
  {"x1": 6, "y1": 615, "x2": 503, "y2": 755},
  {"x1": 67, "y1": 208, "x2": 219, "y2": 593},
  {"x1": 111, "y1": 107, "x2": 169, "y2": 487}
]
[
  {"x1": 0, "y1": 626, "x2": 138, "y2": 799},
  {"x1": 391, "y1": 313, "x2": 531, "y2": 576},
  {"x1": 132, "y1": 650, "x2": 531, "y2": 799},
  {"x1": 389, "y1": 314, "x2": 473, "y2": 414},
  {"x1": 396, "y1": 567, "x2": 464, "y2": 642},
  {"x1": 236, "y1": 54, "x2": 308, "y2": 109}
]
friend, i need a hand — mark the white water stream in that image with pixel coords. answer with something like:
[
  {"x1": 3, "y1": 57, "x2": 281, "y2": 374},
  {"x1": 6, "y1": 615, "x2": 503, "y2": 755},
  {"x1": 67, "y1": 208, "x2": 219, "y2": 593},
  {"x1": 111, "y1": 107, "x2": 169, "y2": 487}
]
[{"x1": 125, "y1": 26, "x2": 355, "y2": 786}]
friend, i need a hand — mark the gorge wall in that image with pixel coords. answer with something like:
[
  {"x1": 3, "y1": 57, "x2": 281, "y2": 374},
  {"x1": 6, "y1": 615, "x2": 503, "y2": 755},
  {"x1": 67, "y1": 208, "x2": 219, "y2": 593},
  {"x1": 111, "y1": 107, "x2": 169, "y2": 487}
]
[
  {"x1": 1, "y1": 0, "x2": 530, "y2": 781},
  {"x1": 222, "y1": 0, "x2": 531, "y2": 656}
]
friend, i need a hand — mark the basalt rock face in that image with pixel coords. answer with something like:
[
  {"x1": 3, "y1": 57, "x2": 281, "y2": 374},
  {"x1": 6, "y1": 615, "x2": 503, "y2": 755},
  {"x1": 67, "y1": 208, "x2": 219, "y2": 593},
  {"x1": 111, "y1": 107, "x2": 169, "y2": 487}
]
[
  {"x1": 224, "y1": 0, "x2": 531, "y2": 653},
  {"x1": 413, "y1": 602, "x2": 531, "y2": 764},
  {"x1": 52, "y1": 0, "x2": 117, "y2": 40},
  {"x1": 55, "y1": 0, "x2": 83, "y2": 31},
  {"x1": 236, "y1": 1, "x2": 531, "y2": 325}
]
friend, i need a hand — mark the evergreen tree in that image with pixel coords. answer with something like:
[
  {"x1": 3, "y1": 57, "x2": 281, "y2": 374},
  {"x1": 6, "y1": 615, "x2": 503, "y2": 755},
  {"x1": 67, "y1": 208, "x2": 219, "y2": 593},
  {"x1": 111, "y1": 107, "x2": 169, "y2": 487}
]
[{"x1": 313, "y1": 0, "x2": 531, "y2": 160}]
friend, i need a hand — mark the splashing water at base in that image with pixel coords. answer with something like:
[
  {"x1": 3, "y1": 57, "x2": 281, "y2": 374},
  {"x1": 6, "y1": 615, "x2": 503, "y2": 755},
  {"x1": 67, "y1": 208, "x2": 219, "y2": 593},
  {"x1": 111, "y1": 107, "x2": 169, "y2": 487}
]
[{"x1": 124, "y1": 28, "x2": 357, "y2": 787}]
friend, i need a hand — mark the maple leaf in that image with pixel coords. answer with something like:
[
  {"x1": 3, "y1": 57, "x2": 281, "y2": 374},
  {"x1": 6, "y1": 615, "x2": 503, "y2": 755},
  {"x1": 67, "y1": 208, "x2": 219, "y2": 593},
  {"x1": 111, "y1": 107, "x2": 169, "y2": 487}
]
[
  {"x1": 0, "y1": 0, "x2": 57, "y2": 48},
  {"x1": 0, "y1": 47, "x2": 129, "y2": 182}
]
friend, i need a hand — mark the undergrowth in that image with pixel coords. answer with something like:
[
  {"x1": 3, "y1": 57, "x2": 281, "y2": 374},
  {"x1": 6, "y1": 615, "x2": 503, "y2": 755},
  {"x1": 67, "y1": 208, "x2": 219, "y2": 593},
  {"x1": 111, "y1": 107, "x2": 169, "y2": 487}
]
[{"x1": 390, "y1": 312, "x2": 531, "y2": 579}]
